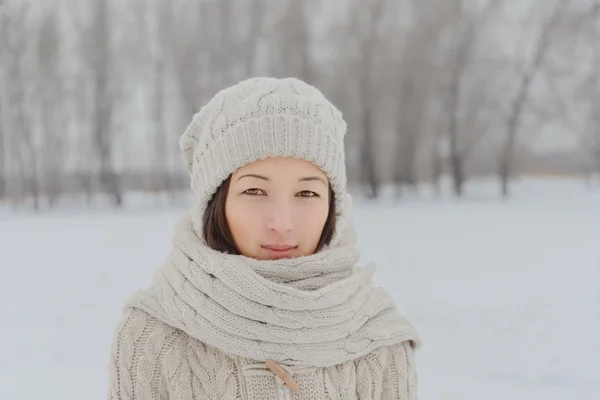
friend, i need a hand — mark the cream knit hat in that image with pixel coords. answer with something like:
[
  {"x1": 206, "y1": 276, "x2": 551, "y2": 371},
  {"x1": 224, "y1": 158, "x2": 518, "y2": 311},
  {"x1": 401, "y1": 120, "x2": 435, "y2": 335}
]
[{"x1": 179, "y1": 77, "x2": 351, "y2": 243}]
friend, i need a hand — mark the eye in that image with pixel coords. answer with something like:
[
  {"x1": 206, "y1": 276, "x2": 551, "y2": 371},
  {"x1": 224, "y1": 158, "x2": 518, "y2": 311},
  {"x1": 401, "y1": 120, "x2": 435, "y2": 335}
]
[
  {"x1": 243, "y1": 188, "x2": 266, "y2": 196},
  {"x1": 297, "y1": 190, "x2": 319, "y2": 198}
]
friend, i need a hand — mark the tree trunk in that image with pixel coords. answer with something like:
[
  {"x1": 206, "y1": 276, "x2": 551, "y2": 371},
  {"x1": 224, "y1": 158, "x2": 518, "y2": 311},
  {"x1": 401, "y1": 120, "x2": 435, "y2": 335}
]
[
  {"x1": 361, "y1": 106, "x2": 379, "y2": 198},
  {"x1": 499, "y1": 0, "x2": 569, "y2": 197},
  {"x1": 394, "y1": 77, "x2": 419, "y2": 196},
  {"x1": 450, "y1": 151, "x2": 464, "y2": 197},
  {"x1": 91, "y1": 0, "x2": 121, "y2": 207},
  {"x1": 153, "y1": 58, "x2": 171, "y2": 196},
  {"x1": 0, "y1": 69, "x2": 5, "y2": 201},
  {"x1": 447, "y1": 66, "x2": 464, "y2": 197},
  {"x1": 432, "y1": 137, "x2": 443, "y2": 197}
]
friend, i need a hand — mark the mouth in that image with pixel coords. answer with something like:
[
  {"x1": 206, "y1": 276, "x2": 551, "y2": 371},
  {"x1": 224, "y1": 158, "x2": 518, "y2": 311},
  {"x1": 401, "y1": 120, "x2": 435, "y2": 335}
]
[{"x1": 261, "y1": 244, "x2": 298, "y2": 259}]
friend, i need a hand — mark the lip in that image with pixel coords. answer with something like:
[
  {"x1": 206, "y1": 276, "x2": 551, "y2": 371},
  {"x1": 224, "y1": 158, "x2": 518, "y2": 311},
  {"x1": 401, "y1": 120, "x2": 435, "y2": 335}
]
[{"x1": 261, "y1": 245, "x2": 298, "y2": 259}]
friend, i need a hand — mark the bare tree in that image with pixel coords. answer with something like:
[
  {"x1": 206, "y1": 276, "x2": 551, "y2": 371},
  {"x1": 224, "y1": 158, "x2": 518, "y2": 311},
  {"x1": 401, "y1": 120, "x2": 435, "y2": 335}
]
[
  {"x1": 444, "y1": 0, "x2": 504, "y2": 196},
  {"x1": 578, "y1": 4, "x2": 600, "y2": 178},
  {"x1": 208, "y1": 0, "x2": 236, "y2": 88},
  {"x1": 36, "y1": 11, "x2": 64, "y2": 205},
  {"x1": 169, "y1": 0, "x2": 214, "y2": 119},
  {"x1": 4, "y1": 3, "x2": 41, "y2": 208},
  {"x1": 581, "y1": 107, "x2": 600, "y2": 176},
  {"x1": 127, "y1": 0, "x2": 173, "y2": 196},
  {"x1": 548, "y1": 2, "x2": 600, "y2": 180},
  {"x1": 0, "y1": 0, "x2": 7, "y2": 200},
  {"x1": 151, "y1": 1, "x2": 171, "y2": 195},
  {"x1": 85, "y1": 0, "x2": 121, "y2": 206},
  {"x1": 393, "y1": 0, "x2": 461, "y2": 195},
  {"x1": 2, "y1": 0, "x2": 598, "y2": 206},
  {"x1": 241, "y1": 0, "x2": 267, "y2": 77},
  {"x1": 342, "y1": 0, "x2": 389, "y2": 198},
  {"x1": 268, "y1": 0, "x2": 314, "y2": 82},
  {"x1": 499, "y1": 0, "x2": 571, "y2": 197}
]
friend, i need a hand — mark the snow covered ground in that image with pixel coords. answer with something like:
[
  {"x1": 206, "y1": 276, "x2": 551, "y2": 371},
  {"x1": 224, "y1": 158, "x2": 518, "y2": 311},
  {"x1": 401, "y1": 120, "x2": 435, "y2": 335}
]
[{"x1": 1, "y1": 178, "x2": 599, "y2": 400}]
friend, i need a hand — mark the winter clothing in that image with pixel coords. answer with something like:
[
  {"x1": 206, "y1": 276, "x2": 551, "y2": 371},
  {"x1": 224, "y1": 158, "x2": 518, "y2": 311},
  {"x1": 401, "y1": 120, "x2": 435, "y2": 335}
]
[
  {"x1": 108, "y1": 77, "x2": 420, "y2": 400},
  {"x1": 178, "y1": 77, "x2": 349, "y2": 244}
]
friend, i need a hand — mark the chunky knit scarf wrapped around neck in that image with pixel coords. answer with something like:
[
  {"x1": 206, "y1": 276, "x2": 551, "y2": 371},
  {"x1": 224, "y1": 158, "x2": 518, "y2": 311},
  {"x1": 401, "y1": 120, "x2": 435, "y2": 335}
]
[{"x1": 128, "y1": 214, "x2": 420, "y2": 368}]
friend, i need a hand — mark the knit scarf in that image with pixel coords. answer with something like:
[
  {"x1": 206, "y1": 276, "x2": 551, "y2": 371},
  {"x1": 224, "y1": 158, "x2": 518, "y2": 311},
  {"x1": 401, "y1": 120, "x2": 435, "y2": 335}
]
[{"x1": 128, "y1": 214, "x2": 420, "y2": 368}]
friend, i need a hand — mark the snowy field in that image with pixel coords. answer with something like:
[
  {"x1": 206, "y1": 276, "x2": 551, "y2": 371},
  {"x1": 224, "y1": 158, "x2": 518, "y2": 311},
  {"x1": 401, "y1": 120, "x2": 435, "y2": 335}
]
[{"x1": 1, "y1": 178, "x2": 599, "y2": 400}]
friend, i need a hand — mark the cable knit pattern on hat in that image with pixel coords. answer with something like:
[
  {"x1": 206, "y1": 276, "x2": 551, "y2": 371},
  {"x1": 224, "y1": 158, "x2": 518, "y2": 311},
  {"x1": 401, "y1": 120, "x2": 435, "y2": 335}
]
[{"x1": 108, "y1": 77, "x2": 420, "y2": 399}]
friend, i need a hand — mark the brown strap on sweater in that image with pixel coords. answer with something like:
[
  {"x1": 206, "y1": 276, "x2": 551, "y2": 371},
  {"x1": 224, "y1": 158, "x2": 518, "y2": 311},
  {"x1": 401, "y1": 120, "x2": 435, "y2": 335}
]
[{"x1": 265, "y1": 360, "x2": 299, "y2": 393}]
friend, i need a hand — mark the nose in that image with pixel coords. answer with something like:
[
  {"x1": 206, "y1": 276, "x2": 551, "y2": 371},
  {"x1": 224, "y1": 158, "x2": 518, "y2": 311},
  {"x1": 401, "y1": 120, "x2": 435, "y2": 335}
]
[{"x1": 266, "y1": 199, "x2": 294, "y2": 233}]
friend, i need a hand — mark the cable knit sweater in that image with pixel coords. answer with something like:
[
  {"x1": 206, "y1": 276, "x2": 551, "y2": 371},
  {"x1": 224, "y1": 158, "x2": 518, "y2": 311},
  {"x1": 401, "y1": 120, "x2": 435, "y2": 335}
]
[{"x1": 109, "y1": 307, "x2": 418, "y2": 400}]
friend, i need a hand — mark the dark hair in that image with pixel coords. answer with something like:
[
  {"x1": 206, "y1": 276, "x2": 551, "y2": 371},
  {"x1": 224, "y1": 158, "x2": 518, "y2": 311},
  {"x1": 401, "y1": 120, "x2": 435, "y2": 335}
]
[{"x1": 202, "y1": 175, "x2": 336, "y2": 255}]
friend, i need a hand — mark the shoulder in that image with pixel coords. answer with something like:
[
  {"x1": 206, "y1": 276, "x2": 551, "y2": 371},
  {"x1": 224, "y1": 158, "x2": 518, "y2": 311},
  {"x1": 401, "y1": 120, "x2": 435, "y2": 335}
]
[
  {"x1": 378, "y1": 341, "x2": 418, "y2": 399},
  {"x1": 357, "y1": 341, "x2": 417, "y2": 376},
  {"x1": 108, "y1": 307, "x2": 189, "y2": 400},
  {"x1": 352, "y1": 341, "x2": 418, "y2": 400},
  {"x1": 379, "y1": 341, "x2": 418, "y2": 375},
  {"x1": 111, "y1": 307, "x2": 189, "y2": 360}
]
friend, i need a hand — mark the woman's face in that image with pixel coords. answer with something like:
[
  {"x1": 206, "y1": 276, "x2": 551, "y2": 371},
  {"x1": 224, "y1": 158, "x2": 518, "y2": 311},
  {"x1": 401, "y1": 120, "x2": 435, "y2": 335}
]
[{"x1": 226, "y1": 157, "x2": 330, "y2": 260}]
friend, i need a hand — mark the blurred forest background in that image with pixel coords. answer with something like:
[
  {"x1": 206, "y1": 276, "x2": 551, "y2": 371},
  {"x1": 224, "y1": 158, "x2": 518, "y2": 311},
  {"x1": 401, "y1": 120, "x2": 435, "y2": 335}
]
[{"x1": 1, "y1": 0, "x2": 599, "y2": 209}]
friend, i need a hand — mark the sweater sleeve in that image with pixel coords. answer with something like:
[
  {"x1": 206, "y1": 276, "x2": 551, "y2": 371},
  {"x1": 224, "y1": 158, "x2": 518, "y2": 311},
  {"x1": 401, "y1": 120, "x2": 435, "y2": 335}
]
[
  {"x1": 108, "y1": 307, "x2": 185, "y2": 400},
  {"x1": 381, "y1": 341, "x2": 419, "y2": 400}
]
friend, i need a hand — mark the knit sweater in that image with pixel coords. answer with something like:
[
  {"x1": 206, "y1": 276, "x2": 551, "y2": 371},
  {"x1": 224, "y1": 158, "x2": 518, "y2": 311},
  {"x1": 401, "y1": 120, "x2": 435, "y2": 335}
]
[{"x1": 108, "y1": 307, "x2": 418, "y2": 400}]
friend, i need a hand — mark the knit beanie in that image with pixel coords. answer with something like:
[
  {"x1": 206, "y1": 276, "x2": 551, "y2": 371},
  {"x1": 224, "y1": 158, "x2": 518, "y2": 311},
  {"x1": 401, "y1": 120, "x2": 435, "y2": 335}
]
[{"x1": 179, "y1": 77, "x2": 351, "y2": 246}]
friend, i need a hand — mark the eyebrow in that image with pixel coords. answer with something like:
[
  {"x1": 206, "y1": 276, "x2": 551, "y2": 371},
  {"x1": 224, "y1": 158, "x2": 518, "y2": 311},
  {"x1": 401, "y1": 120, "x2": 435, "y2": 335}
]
[
  {"x1": 236, "y1": 174, "x2": 269, "y2": 182},
  {"x1": 236, "y1": 174, "x2": 327, "y2": 186},
  {"x1": 298, "y1": 176, "x2": 328, "y2": 186}
]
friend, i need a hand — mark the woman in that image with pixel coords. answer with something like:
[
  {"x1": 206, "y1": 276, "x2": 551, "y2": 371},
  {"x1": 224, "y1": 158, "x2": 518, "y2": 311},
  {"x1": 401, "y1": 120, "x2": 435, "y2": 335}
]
[{"x1": 108, "y1": 77, "x2": 420, "y2": 399}]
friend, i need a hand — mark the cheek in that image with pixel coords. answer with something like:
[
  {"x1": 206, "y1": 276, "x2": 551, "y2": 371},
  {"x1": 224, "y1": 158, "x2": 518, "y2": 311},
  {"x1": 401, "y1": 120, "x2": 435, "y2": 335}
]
[
  {"x1": 226, "y1": 200, "x2": 262, "y2": 241},
  {"x1": 295, "y1": 202, "x2": 329, "y2": 236}
]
